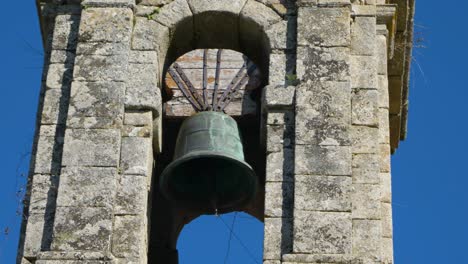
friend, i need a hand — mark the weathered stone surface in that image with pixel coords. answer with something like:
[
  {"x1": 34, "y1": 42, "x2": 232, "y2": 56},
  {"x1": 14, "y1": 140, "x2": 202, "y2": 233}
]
[
  {"x1": 115, "y1": 175, "x2": 148, "y2": 214},
  {"x1": 295, "y1": 175, "x2": 351, "y2": 212},
  {"x1": 52, "y1": 207, "x2": 112, "y2": 251},
  {"x1": 32, "y1": 125, "x2": 64, "y2": 174},
  {"x1": 56, "y1": 167, "x2": 117, "y2": 207},
  {"x1": 296, "y1": 82, "x2": 351, "y2": 146},
  {"x1": 351, "y1": 125, "x2": 378, "y2": 154},
  {"x1": 379, "y1": 144, "x2": 391, "y2": 173},
  {"x1": 295, "y1": 145, "x2": 351, "y2": 176},
  {"x1": 378, "y1": 75, "x2": 389, "y2": 109},
  {"x1": 76, "y1": 42, "x2": 129, "y2": 56},
  {"x1": 352, "y1": 153, "x2": 379, "y2": 184},
  {"x1": 263, "y1": 85, "x2": 296, "y2": 108},
  {"x1": 129, "y1": 51, "x2": 158, "y2": 64},
  {"x1": 49, "y1": 15, "x2": 80, "y2": 50},
  {"x1": 41, "y1": 88, "x2": 69, "y2": 125},
  {"x1": 381, "y1": 172, "x2": 392, "y2": 203},
  {"x1": 62, "y1": 129, "x2": 120, "y2": 167},
  {"x1": 264, "y1": 217, "x2": 293, "y2": 260},
  {"x1": 352, "y1": 220, "x2": 381, "y2": 261},
  {"x1": 124, "y1": 111, "x2": 153, "y2": 126},
  {"x1": 82, "y1": 0, "x2": 136, "y2": 8},
  {"x1": 188, "y1": 0, "x2": 246, "y2": 14},
  {"x1": 266, "y1": 111, "x2": 294, "y2": 126},
  {"x1": 112, "y1": 215, "x2": 146, "y2": 258},
  {"x1": 379, "y1": 108, "x2": 390, "y2": 144},
  {"x1": 122, "y1": 125, "x2": 152, "y2": 137},
  {"x1": 265, "y1": 149, "x2": 294, "y2": 182},
  {"x1": 45, "y1": 64, "x2": 73, "y2": 89},
  {"x1": 132, "y1": 17, "x2": 170, "y2": 52},
  {"x1": 352, "y1": 184, "x2": 381, "y2": 219},
  {"x1": 49, "y1": 50, "x2": 75, "y2": 65},
  {"x1": 266, "y1": 125, "x2": 293, "y2": 153},
  {"x1": 138, "y1": 0, "x2": 174, "y2": 5},
  {"x1": 294, "y1": 211, "x2": 351, "y2": 254},
  {"x1": 376, "y1": 34, "x2": 388, "y2": 75},
  {"x1": 268, "y1": 53, "x2": 292, "y2": 85},
  {"x1": 266, "y1": 20, "x2": 295, "y2": 50},
  {"x1": 297, "y1": 46, "x2": 350, "y2": 82},
  {"x1": 29, "y1": 174, "x2": 57, "y2": 213},
  {"x1": 382, "y1": 237, "x2": 393, "y2": 264},
  {"x1": 352, "y1": 89, "x2": 379, "y2": 126},
  {"x1": 79, "y1": 8, "x2": 133, "y2": 43},
  {"x1": 22, "y1": 213, "x2": 52, "y2": 258},
  {"x1": 68, "y1": 81, "x2": 125, "y2": 128},
  {"x1": 154, "y1": 0, "x2": 193, "y2": 28},
  {"x1": 298, "y1": 7, "x2": 350, "y2": 47},
  {"x1": 265, "y1": 182, "x2": 294, "y2": 217},
  {"x1": 381, "y1": 202, "x2": 393, "y2": 238},
  {"x1": 74, "y1": 54, "x2": 129, "y2": 82},
  {"x1": 351, "y1": 16, "x2": 376, "y2": 56},
  {"x1": 350, "y1": 55, "x2": 377, "y2": 89},
  {"x1": 125, "y1": 63, "x2": 161, "y2": 111},
  {"x1": 120, "y1": 137, "x2": 153, "y2": 176}
]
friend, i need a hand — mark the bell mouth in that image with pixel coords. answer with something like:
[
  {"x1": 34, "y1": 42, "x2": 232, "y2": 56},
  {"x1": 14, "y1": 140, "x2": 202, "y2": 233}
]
[{"x1": 160, "y1": 150, "x2": 257, "y2": 214}]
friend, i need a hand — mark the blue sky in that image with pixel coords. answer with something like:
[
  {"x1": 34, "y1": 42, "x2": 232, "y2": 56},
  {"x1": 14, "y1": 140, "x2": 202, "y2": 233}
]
[{"x1": 0, "y1": 1, "x2": 467, "y2": 263}]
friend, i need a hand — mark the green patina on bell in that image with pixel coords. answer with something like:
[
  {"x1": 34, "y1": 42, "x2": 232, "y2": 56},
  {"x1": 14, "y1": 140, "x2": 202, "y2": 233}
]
[{"x1": 160, "y1": 111, "x2": 257, "y2": 213}]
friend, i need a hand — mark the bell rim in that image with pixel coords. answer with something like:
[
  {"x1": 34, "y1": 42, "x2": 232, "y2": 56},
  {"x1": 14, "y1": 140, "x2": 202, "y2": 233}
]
[{"x1": 159, "y1": 150, "x2": 258, "y2": 213}]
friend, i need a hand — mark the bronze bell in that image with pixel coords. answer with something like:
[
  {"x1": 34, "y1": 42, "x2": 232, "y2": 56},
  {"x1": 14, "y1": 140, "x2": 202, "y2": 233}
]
[{"x1": 159, "y1": 111, "x2": 257, "y2": 214}]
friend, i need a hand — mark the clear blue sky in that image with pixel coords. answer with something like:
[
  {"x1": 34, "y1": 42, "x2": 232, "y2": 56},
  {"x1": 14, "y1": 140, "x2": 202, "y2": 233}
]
[{"x1": 0, "y1": 1, "x2": 466, "y2": 263}]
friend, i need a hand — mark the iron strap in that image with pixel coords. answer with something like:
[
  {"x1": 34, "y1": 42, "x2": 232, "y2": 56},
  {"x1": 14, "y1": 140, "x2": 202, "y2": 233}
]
[
  {"x1": 168, "y1": 68, "x2": 203, "y2": 111},
  {"x1": 212, "y1": 49, "x2": 223, "y2": 110},
  {"x1": 173, "y1": 62, "x2": 206, "y2": 110}
]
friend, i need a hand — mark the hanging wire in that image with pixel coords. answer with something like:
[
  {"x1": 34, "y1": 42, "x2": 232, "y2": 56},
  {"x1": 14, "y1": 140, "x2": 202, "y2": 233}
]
[
  {"x1": 218, "y1": 214, "x2": 260, "y2": 264},
  {"x1": 223, "y1": 212, "x2": 238, "y2": 264}
]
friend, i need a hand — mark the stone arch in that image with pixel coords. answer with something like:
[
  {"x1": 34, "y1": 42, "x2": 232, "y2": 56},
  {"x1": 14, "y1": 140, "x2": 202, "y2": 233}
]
[{"x1": 135, "y1": 0, "x2": 291, "y2": 262}]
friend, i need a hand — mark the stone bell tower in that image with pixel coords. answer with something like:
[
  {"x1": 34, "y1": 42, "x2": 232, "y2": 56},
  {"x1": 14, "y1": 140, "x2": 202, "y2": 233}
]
[{"x1": 18, "y1": 0, "x2": 414, "y2": 263}]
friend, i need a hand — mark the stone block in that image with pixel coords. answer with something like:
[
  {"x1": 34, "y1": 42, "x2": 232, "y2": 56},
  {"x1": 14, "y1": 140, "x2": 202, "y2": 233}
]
[
  {"x1": 381, "y1": 172, "x2": 392, "y2": 203},
  {"x1": 74, "y1": 54, "x2": 129, "y2": 82},
  {"x1": 351, "y1": 125, "x2": 378, "y2": 154},
  {"x1": 29, "y1": 174, "x2": 58, "y2": 213},
  {"x1": 49, "y1": 50, "x2": 75, "y2": 65},
  {"x1": 266, "y1": 20, "x2": 296, "y2": 50},
  {"x1": 266, "y1": 125, "x2": 287, "y2": 153},
  {"x1": 115, "y1": 175, "x2": 148, "y2": 214},
  {"x1": 298, "y1": 7, "x2": 350, "y2": 47},
  {"x1": 188, "y1": 0, "x2": 246, "y2": 14},
  {"x1": 351, "y1": 16, "x2": 376, "y2": 56},
  {"x1": 154, "y1": 0, "x2": 193, "y2": 28},
  {"x1": 120, "y1": 137, "x2": 153, "y2": 176},
  {"x1": 82, "y1": 0, "x2": 136, "y2": 8},
  {"x1": 68, "y1": 81, "x2": 125, "y2": 128},
  {"x1": 381, "y1": 202, "x2": 393, "y2": 238},
  {"x1": 295, "y1": 145, "x2": 351, "y2": 176},
  {"x1": 125, "y1": 64, "x2": 161, "y2": 111},
  {"x1": 32, "y1": 125, "x2": 64, "y2": 174},
  {"x1": 263, "y1": 85, "x2": 296, "y2": 109},
  {"x1": 268, "y1": 53, "x2": 288, "y2": 85},
  {"x1": 266, "y1": 111, "x2": 294, "y2": 126},
  {"x1": 378, "y1": 75, "x2": 389, "y2": 109},
  {"x1": 79, "y1": 8, "x2": 133, "y2": 43},
  {"x1": 382, "y1": 237, "x2": 394, "y2": 264},
  {"x1": 264, "y1": 217, "x2": 293, "y2": 260},
  {"x1": 45, "y1": 64, "x2": 73, "y2": 89},
  {"x1": 22, "y1": 213, "x2": 53, "y2": 258},
  {"x1": 352, "y1": 89, "x2": 379, "y2": 126},
  {"x1": 62, "y1": 128, "x2": 120, "y2": 167},
  {"x1": 352, "y1": 183, "x2": 381, "y2": 219},
  {"x1": 129, "y1": 51, "x2": 159, "y2": 64},
  {"x1": 265, "y1": 182, "x2": 294, "y2": 217},
  {"x1": 352, "y1": 153, "x2": 379, "y2": 184},
  {"x1": 297, "y1": 46, "x2": 350, "y2": 82},
  {"x1": 352, "y1": 220, "x2": 381, "y2": 261},
  {"x1": 124, "y1": 111, "x2": 153, "y2": 126},
  {"x1": 112, "y1": 215, "x2": 146, "y2": 258},
  {"x1": 56, "y1": 167, "x2": 117, "y2": 207},
  {"x1": 49, "y1": 15, "x2": 79, "y2": 50},
  {"x1": 122, "y1": 125, "x2": 152, "y2": 137},
  {"x1": 41, "y1": 88, "x2": 69, "y2": 125},
  {"x1": 52, "y1": 207, "x2": 112, "y2": 251},
  {"x1": 295, "y1": 82, "x2": 351, "y2": 146},
  {"x1": 379, "y1": 108, "x2": 390, "y2": 144},
  {"x1": 294, "y1": 211, "x2": 351, "y2": 254},
  {"x1": 265, "y1": 149, "x2": 294, "y2": 182},
  {"x1": 376, "y1": 35, "x2": 388, "y2": 75},
  {"x1": 295, "y1": 175, "x2": 351, "y2": 212},
  {"x1": 350, "y1": 55, "x2": 377, "y2": 89},
  {"x1": 379, "y1": 144, "x2": 391, "y2": 173},
  {"x1": 76, "y1": 42, "x2": 129, "y2": 56},
  {"x1": 132, "y1": 17, "x2": 170, "y2": 52}
]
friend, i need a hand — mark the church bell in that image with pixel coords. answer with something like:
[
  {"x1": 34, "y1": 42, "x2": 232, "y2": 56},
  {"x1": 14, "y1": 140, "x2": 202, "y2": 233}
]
[{"x1": 160, "y1": 111, "x2": 257, "y2": 213}]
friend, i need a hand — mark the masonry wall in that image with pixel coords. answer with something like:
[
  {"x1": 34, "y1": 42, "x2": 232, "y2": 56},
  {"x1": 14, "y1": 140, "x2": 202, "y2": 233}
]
[{"x1": 18, "y1": 0, "x2": 413, "y2": 263}]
